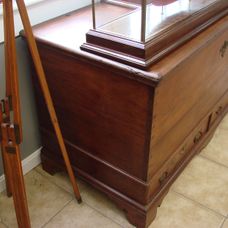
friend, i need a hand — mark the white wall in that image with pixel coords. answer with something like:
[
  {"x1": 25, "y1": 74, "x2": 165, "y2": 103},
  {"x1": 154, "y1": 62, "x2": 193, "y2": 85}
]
[{"x1": 0, "y1": 0, "x2": 92, "y2": 42}]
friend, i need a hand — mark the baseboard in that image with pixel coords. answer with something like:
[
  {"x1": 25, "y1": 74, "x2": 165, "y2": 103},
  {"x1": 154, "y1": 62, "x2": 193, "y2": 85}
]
[{"x1": 0, "y1": 147, "x2": 42, "y2": 193}]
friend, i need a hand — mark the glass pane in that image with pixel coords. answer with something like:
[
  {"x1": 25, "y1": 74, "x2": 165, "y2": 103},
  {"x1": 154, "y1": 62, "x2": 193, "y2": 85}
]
[
  {"x1": 94, "y1": 0, "x2": 142, "y2": 41},
  {"x1": 94, "y1": 0, "x2": 220, "y2": 42},
  {"x1": 145, "y1": 0, "x2": 218, "y2": 41}
]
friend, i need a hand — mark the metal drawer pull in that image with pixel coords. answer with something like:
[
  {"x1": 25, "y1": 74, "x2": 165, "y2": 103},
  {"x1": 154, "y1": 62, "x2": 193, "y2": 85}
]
[
  {"x1": 216, "y1": 106, "x2": 223, "y2": 115},
  {"x1": 159, "y1": 172, "x2": 169, "y2": 185},
  {"x1": 220, "y1": 41, "x2": 228, "y2": 58},
  {"x1": 180, "y1": 145, "x2": 187, "y2": 155},
  {"x1": 194, "y1": 131, "x2": 203, "y2": 144}
]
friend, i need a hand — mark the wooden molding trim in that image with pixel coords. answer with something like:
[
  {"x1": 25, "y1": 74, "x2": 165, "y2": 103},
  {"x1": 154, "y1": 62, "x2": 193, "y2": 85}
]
[{"x1": 81, "y1": 1, "x2": 228, "y2": 69}]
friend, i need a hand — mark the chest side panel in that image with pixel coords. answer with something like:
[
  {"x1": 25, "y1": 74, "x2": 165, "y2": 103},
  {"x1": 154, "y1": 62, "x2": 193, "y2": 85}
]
[
  {"x1": 34, "y1": 44, "x2": 153, "y2": 181},
  {"x1": 149, "y1": 24, "x2": 228, "y2": 179}
]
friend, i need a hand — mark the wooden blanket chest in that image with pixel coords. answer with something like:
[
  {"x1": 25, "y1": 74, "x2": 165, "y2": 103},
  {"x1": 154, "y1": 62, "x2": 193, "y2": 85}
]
[{"x1": 27, "y1": 2, "x2": 228, "y2": 227}]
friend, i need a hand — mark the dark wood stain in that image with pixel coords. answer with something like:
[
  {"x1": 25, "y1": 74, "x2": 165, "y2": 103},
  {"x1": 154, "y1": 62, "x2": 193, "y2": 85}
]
[{"x1": 24, "y1": 3, "x2": 228, "y2": 227}]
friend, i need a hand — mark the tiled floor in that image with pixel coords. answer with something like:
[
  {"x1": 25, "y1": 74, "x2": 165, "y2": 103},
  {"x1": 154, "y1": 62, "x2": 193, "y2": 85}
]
[{"x1": 0, "y1": 114, "x2": 228, "y2": 228}]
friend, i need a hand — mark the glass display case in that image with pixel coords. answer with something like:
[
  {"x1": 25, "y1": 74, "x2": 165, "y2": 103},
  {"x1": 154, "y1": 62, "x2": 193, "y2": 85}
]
[{"x1": 81, "y1": 0, "x2": 228, "y2": 69}]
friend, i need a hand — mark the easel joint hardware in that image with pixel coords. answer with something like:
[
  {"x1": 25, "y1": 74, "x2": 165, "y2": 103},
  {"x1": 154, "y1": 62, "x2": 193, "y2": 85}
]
[
  {"x1": 0, "y1": 97, "x2": 12, "y2": 122},
  {"x1": 1, "y1": 123, "x2": 21, "y2": 146},
  {"x1": 1, "y1": 0, "x2": 81, "y2": 226}
]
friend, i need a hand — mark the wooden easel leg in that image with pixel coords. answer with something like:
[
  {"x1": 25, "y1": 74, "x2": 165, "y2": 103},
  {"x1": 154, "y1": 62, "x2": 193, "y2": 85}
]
[
  {"x1": 7, "y1": 154, "x2": 30, "y2": 228},
  {"x1": 16, "y1": 0, "x2": 82, "y2": 203},
  {"x1": 1, "y1": 124, "x2": 31, "y2": 228},
  {"x1": 2, "y1": 0, "x2": 31, "y2": 226},
  {"x1": 8, "y1": 149, "x2": 31, "y2": 228},
  {"x1": 1, "y1": 0, "x2": 12, "y2": 198}
]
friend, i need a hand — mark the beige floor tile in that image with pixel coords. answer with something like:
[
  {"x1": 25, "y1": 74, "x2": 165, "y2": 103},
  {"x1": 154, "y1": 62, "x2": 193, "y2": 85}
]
[
  {"x1": 35, "y1": 165, "x2": 86, "y2": 195},
  {"x1": 219, "y1": 114, "x2": 228, "y2": 130},
  {"x1": 222, "y1": 219, "x2": 228, "y2": 228},
  {"x1": 44, "y1": 200, "x2": 122, "y2": 228},
  {"x1": 80, "y1": 182, "x2": 134, "y2": 228},
  {"x1": 36, "y1": 165, "x2": 134, "y2": 227},
  {"x1": 0, "y1": 223, "x2": 6, "y2": 228},
  {"x1": 200, "y1": 128, "x2": 228, "y2": 167},
  {"x1": 149, "y1": 191, "x2": 224, "y2": 228},
  {"x1": 0, "y1": 170, "x2": 72, "y2": 228},
  {"x1": 173, "y1": 156, "x2": 228, "y2": 216}
]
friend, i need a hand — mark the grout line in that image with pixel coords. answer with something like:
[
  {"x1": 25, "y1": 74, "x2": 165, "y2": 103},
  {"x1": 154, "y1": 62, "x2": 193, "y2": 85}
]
[
  {"x1": 41, "y1": 197, "x2": 125, "y2": 228},
  {"x1": 219, "y1": 218, "x2": 226, "y2": 228},
  {"x1": 32, "y1": 169, "x2": 78, "y2": 227},
  {"x1": 0, "y1": 217, "x2": 9, "y2": 228},
  {"x1": 34, "y1": 159, "x2": 226, "y2": 228},
  {"x1": 219, "y1": 127, "x2": 228, "y2": 131},
  {"x1": 0, "y1": 148, "x2": 42, "y2": 193},
  {"x1": 198, "y1": 154, "x2": 228, "y2": 169},
  {"x1": 34, "y1": 169, "x2": 74, "y2": 195},
  {"x1": 1, "y1": 221, "x2": 9, "y2": 228},
  {"x1": 172, "y1": 190, "x2": 226, "y2": 218},
  {"x1": 41, "y1": 199, "x2": 74, "y2": 228},
  {"x1": 82, "y1": 200, "x2": 126, "y2": 228},
  {"x1": 34, "y1": 169, "x2": 126, "y2": 227},
  {"x1": 34, "y1": 166, "x2": 88, "y2": 196}
]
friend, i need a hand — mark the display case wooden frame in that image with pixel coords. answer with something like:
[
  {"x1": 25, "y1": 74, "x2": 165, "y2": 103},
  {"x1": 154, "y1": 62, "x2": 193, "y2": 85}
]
[{"x1": 81, "y1": 0, "x2": 228, "y2": 69}]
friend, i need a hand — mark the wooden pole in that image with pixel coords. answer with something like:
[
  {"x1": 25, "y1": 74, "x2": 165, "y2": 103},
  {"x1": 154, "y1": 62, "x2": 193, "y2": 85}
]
[
  {"x1": 2, "y1": 0, "x2": 31, "y2": 227},
  {"x1": 1, "y1": 124, "x2": 31, "y2": 228},
  {"x1": 1, "y1": 0, "x2": 13, "y2": 197},
  {"x1": 0, "y1": 0, "x2": 81, "y2": 226},
  {"x1": 15, "y1": 0, "x2": 82, "y2": 203}
]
